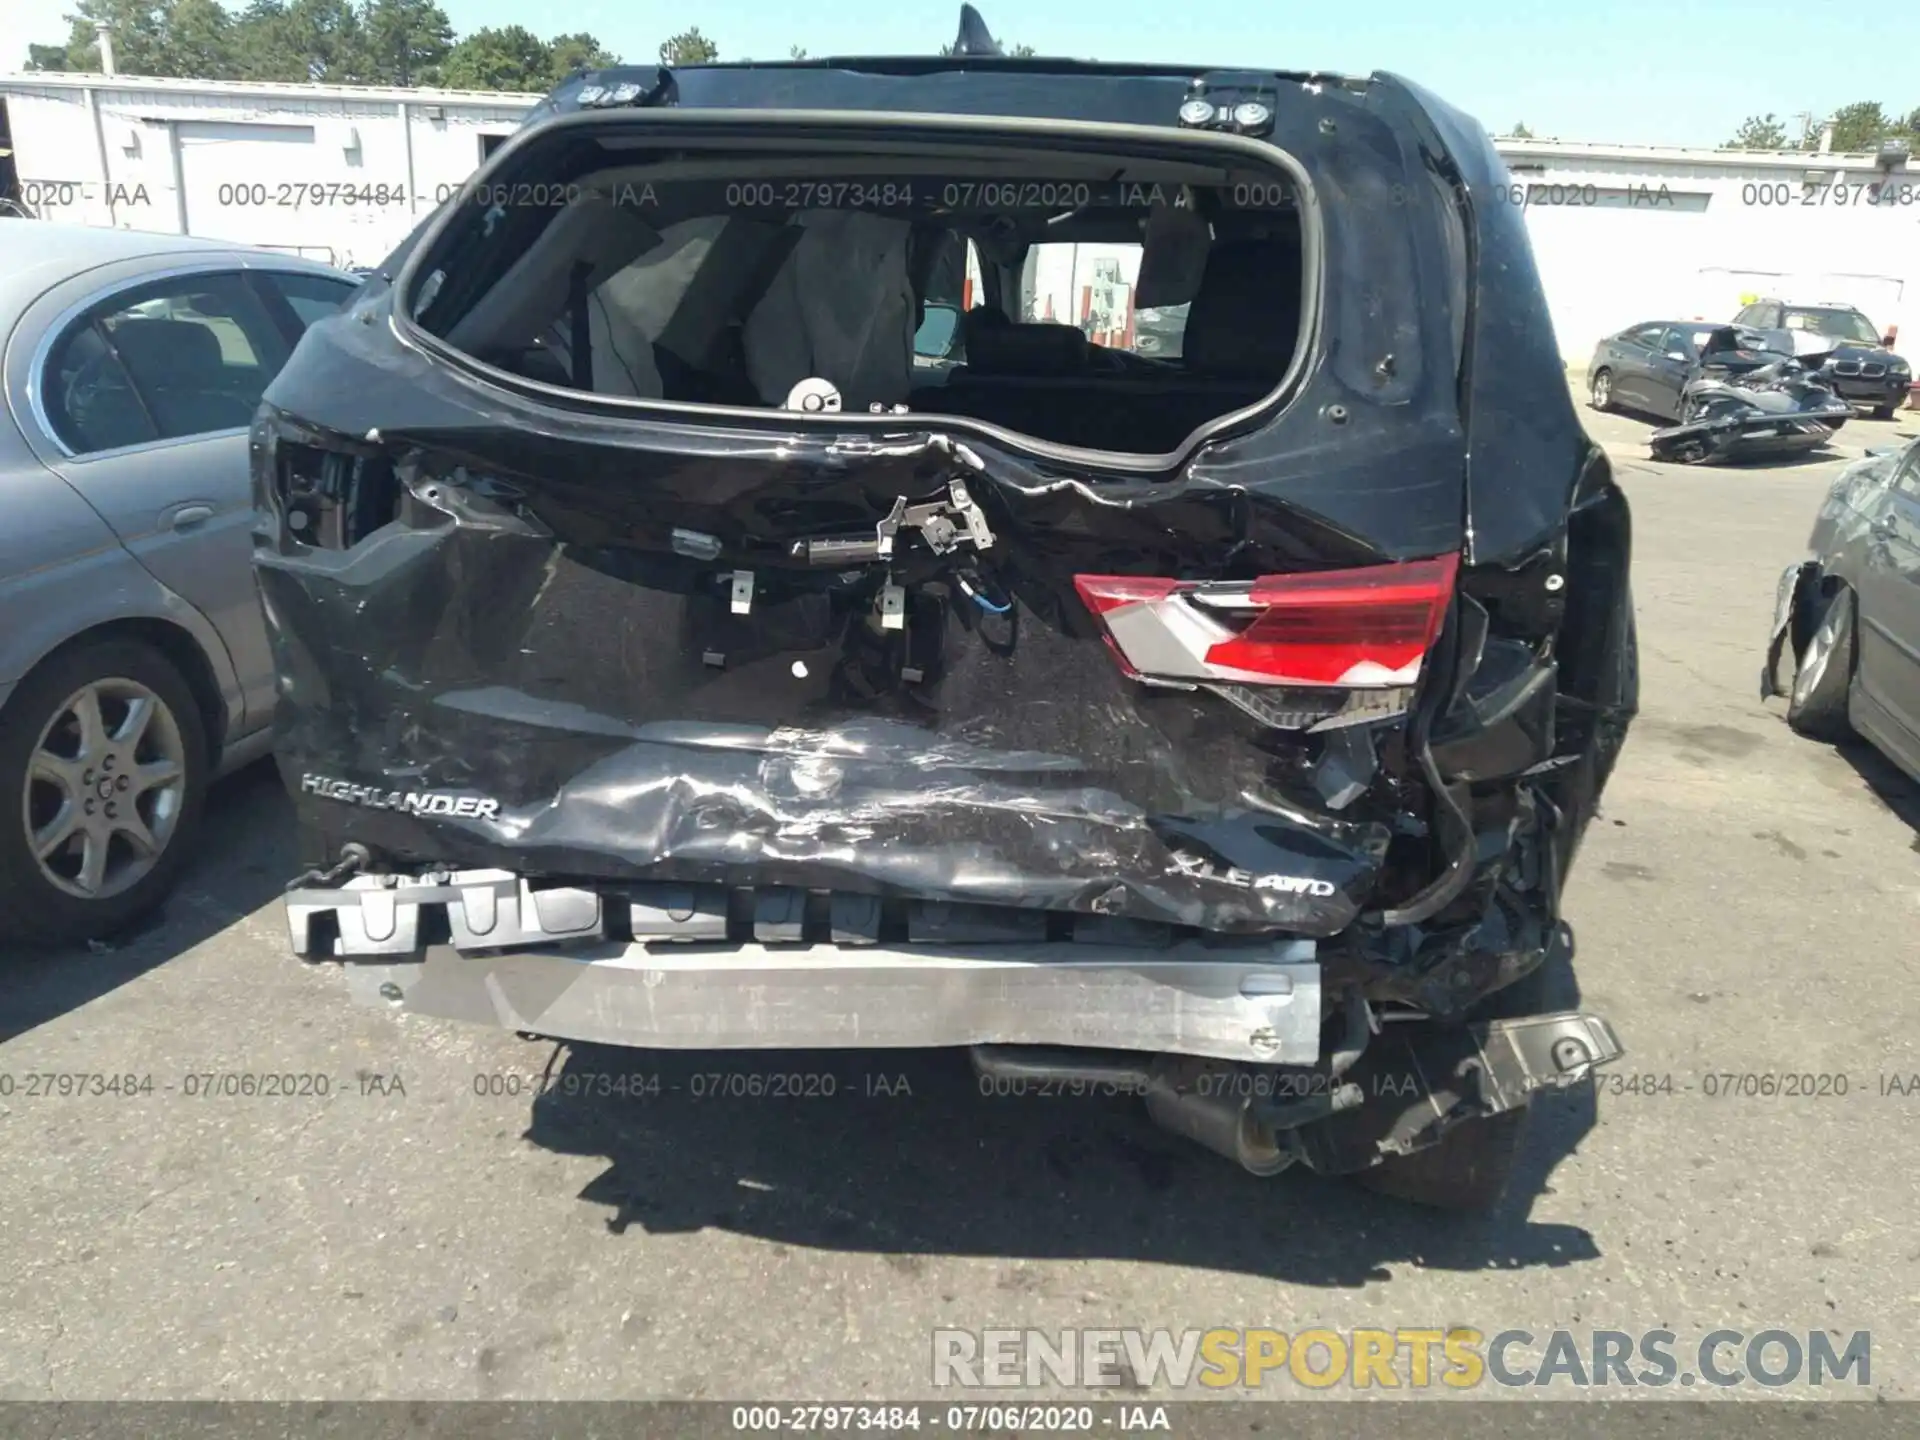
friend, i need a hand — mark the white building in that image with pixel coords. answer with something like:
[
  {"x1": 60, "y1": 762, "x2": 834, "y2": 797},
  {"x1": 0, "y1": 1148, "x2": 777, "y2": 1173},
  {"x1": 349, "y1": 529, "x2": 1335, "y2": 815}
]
[
  {"x1": 5, "y1": 70, "x2": 1919, "y2": 360},
  {"x1": 0, "y1": 72, "x2": 539, "y2": 271},
  {"x1": 1494, "y1": 138, "x2": 1920, "y2": 364}
]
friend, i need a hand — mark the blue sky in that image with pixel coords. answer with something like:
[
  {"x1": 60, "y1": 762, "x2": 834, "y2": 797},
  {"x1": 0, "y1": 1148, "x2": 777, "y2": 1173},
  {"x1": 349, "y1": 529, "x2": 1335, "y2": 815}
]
[{"x1": 7, "y1": 0, "x2": 1912, "y2": 149}]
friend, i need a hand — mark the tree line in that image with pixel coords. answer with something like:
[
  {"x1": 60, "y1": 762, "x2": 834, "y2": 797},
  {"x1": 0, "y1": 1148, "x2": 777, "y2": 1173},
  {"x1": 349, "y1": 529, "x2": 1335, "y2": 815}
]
[
  {"x1": 24, "y1": 2, "x2": 1039, "y2": 91},
  {"x1": 1725, "y1": 103, "x2": 1920, "y2": 153},
  {"x1": 22, "y1": 18, "x2": 1901, "y2": 142},
  {"x1": 25, "y1": 0, "x2": 757, "y2": 91}
]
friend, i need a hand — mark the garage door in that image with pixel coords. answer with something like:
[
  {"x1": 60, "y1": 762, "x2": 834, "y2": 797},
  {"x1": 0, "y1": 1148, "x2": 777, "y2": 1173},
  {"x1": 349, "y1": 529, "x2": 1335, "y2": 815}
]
[{"x1": 177, "y1": 121, "x2": 324, "y2": 255}]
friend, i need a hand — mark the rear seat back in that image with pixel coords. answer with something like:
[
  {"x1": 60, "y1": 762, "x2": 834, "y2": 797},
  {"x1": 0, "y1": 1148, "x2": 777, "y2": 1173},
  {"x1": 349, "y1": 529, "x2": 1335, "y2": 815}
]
[
  {"x1": 742, "y1": 210, "x2": 918, "y2": 410},
  {"x1": 964, "y1": 320, "x2": 1089, "y2": 376},
  {"x1": 1182, "y1": 234, "x2": 1303, "y2": 379},
  {"x1": 915, "y1": 233, "x2": 1304, "y2": 451}
]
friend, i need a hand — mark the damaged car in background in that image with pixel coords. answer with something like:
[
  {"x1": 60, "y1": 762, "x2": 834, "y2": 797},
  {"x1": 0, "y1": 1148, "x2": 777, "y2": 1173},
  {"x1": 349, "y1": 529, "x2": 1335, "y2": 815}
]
[
  {"x1": 254, "y1": 10, "x2": 1636, "y2": 1209},
  {"x1": 1763, "y1": 435, "x2": 1920, "y2": 780},
  {"x1": 1733, "y1": 299, "x2": 1912, "y2": 420},
  {"x1": 1591, "y1": 319, "x2": 1852, "y2": 465}
]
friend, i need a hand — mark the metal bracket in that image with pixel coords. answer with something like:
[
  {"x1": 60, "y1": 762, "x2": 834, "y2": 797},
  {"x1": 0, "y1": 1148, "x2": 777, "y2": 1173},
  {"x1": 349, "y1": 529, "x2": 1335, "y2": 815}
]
[
  {"x1": 947, "y1": 481, "x2": 994, "y2": 552},
  {"x1": 1289, "y1": 1010, "x2": 1624, "y2": 1174},
  {"x1": 880, "y1": 479, "x2": 994, "y2": 557},
  {"x1": 730, "y1": 570, "x2": 754, "y2": 615},
  {"x1": 879, "y1": 581, "x2": 906, "y2": 630},
  {"x1": 794, "y1": 479, "x2": 998, "y2": 567}
]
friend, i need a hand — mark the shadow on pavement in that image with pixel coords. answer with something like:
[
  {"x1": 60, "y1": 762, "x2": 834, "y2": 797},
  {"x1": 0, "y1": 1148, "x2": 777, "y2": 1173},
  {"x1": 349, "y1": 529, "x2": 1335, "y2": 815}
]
[
  {"x1": 521, "y1": 1022, "x2": 1603, "y2": 1284},
  {"x1": 1838, "y1": 737, "x2": 1920, "y2": 838},
  {"x1": 0, "y1": 760, "x2": 295, "y2": 1042}
]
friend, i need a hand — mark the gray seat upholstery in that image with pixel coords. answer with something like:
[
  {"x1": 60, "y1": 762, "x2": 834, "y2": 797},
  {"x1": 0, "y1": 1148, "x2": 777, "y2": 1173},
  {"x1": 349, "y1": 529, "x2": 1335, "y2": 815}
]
[
  {"x1": 911, "y1": 234, "x2": 1304, "y2": 451},
  {"x1": 109, "y1": 318, "x2": 260, "y2": 437}
]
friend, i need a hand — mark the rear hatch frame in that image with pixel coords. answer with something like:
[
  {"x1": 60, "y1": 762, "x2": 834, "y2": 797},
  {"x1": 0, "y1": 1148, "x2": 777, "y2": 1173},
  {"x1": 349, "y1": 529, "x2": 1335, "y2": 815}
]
[{"x1": 384, "y1": 108, "x2": 1332, "y2": 476}]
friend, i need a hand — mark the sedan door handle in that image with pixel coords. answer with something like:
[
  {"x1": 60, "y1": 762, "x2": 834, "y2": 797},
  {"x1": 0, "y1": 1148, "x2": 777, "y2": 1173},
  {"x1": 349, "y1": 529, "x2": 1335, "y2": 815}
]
[{"x1": 168, "y1": 504, "x2": 214, "y2": 531}]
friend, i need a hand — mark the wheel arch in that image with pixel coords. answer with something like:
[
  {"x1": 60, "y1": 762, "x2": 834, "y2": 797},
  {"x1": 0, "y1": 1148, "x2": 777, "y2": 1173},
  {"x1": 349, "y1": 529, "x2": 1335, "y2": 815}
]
[
  {"x1": 0, "y1": 617, "x2": 229, "y2": 760},
  {"x1": 1790, "y1": 567, "x2": 1851, "y2": 660}
]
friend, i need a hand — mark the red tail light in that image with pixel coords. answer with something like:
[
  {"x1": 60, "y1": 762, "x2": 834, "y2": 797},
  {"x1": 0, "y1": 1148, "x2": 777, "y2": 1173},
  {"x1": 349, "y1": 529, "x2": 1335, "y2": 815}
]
[{"x1": 1074, "y1": 554, "x2": 1460, "y2": 688}]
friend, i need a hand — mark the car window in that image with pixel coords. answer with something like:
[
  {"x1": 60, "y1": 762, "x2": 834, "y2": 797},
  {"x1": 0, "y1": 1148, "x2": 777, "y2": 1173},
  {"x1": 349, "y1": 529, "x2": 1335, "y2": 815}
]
[
  {"x1": 1020, "y1": 242, "x2": 1166, "y2": 354},
  {"x1": 1892, "y1": 444, "x2": 1920, "y2": 502},
  {"x1": 262, "y1": 271, "x2": 361, "y2": 333},
  {"x1": 41, "y1": 270, "x2": 291, "y2": 453},
  {"x1": 43, "y1": 326, "x2": 159, "y2": 454},
  {"x1": 1655, "y1": 327, "x2": 1690, "y2": 356},
  {"x1": 1733, "y1": 305, "x2": 1759, "y2": 326},
  {"x1": 1783, "y1": 308, "x2": 1881, "y2": 344},
  {"x1": 1623, "y1": 324, "x2": 1665, "y2": 348}
]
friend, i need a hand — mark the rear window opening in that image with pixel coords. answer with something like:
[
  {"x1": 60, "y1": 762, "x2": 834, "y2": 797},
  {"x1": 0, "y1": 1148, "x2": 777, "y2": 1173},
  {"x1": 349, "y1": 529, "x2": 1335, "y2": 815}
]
[{"x1": 401, "y1": 128, "x2": 1312, "y2": 460}]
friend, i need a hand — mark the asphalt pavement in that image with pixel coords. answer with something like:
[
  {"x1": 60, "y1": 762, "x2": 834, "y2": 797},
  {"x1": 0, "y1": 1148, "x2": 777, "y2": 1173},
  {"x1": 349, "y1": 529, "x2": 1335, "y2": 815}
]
[{"x1": 2, "y1": 394, "x2": 1918, "y2": 1403}]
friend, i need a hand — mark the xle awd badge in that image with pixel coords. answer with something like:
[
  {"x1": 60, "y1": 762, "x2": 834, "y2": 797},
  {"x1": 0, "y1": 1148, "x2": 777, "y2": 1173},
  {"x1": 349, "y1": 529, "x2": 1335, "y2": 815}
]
[{"x1": 1168, "y1": 849, "x2": 1338, "y2": 897}]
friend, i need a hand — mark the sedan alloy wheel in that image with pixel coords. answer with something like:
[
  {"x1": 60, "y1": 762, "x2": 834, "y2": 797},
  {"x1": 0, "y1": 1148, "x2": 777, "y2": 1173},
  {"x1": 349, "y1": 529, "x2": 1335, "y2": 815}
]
[{"x1": 24, "y1": 677, "x2": 188, "y2": 900}]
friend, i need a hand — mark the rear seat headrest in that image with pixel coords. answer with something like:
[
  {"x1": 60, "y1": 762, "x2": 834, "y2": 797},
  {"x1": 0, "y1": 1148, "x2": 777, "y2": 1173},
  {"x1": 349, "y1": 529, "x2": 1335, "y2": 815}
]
[
  {"x1": 957, "y1": 305, "x2": 1008, "y2": 358},
  {"x1": 964, "y1": 320, "x2": 1089, "y2": 376},
  {"x1": 1182, "y1": 236, "x2": 1304, "y2": 379}
]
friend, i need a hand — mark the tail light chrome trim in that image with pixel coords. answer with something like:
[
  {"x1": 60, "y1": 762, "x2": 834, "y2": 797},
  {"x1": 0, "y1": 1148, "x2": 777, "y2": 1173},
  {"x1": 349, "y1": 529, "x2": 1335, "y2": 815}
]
[{"x1": 1075, "y1": 554, "x2": 1460, "y2": 690}]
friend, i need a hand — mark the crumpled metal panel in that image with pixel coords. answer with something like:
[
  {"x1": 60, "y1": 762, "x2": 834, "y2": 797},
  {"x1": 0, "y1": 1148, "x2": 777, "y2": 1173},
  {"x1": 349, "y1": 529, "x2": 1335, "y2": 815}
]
[{"x1": 256, "y1": 441, "x2": 1403, "y2": 935}]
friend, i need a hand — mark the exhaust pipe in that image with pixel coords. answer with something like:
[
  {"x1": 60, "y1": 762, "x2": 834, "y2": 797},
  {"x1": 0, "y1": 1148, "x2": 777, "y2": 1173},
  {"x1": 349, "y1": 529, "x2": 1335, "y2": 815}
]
[
  {"x1": 1141, "y1": 1063, "x2": 1295, "y2": 1176},
  {"x1": 975, "y1": 1008, "x2": 1624, "y2": 1180},
  {"x1": 970, "y1": 1000, "x2": 1377, "y2": 1176},
  {"x1": 968, "y1": 1045, "x2": 1301, "y2": 1176}
]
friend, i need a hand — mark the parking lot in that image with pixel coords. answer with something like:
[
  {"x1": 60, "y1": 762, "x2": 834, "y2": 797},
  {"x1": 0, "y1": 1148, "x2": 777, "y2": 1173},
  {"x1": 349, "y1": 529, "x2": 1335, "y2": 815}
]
[{"x1": 3, "y1": 391, "x2": 1919, "y2": 1403}]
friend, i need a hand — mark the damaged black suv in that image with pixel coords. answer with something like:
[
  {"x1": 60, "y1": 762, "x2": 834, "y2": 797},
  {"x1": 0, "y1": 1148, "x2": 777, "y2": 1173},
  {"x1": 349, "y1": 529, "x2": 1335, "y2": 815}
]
[{"x1": 256, "y1": 10, "x2": 1636, "y2": 1210}]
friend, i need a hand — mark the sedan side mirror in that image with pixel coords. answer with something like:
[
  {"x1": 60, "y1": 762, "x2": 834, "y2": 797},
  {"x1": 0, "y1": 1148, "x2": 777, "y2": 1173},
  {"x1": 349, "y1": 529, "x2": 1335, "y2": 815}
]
[{"x1": 1883, "y1": 333, "x2": 1897, "y2": 348}]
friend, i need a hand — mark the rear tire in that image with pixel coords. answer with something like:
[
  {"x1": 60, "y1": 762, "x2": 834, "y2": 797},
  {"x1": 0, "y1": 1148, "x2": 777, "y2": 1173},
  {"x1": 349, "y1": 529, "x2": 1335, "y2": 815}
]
[
  {"x1": 1354, "y1": 1108, "x2": 1530, "y2": 1213},
  {"x1": 1871, "y1": 402, "x2": 1898, "y2": 420},
  {"x1": 1785, "y1": 585, "x2": 1855, "y2": 741},
  {"x1": 0, "y1": 637, "x2": 209, "y2": 948},
  {"x1": 1589, "y1": 368, "x2": 1614, "y2": 412}
]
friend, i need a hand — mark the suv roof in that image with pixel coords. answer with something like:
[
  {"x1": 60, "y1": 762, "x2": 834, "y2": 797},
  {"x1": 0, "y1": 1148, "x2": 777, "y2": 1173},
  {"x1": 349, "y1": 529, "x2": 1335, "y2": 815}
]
[
  {"x1": 514, "y1": 2, "x2": 1371, "y2": 138},
  {"x1": 520, "y1": 5, "x2": 1360, "y2": 127},
  {"x1": 1750, "y1": 299, "x2": 1872, "y2": 315}
]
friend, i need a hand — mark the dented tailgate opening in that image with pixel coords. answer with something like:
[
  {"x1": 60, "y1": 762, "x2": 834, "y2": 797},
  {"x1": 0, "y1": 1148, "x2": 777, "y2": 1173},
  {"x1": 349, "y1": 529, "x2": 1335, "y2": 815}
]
[{"x1": 396, "y1": 118, "x2": 1323, "y2": 467}]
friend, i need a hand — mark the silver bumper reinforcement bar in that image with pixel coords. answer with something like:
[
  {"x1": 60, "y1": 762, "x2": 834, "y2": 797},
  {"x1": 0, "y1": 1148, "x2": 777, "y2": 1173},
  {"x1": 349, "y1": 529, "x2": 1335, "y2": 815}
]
[
  {"x1": 339, "y1": 940, "x2": 1322, "y2": 1064},
  {"x1": 290, "y1": 868, "x2": 1323, "y2": 1064}
]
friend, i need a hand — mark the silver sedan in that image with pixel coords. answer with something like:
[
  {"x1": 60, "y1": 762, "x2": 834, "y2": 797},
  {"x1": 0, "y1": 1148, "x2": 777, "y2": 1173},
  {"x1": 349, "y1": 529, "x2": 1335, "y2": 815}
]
[{"x1": 0, "y1": 223, "x2": 358, "y2": 945}]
